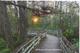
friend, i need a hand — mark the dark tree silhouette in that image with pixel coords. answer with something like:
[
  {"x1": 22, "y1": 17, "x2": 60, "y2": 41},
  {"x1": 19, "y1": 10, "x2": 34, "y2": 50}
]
[{"x1": 0, "y1": 1, "x2": 14, "y2": 49}]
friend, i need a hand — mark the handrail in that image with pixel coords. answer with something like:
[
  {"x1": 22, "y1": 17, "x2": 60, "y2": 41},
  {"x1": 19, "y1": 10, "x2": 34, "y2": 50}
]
[
  {"x1": 23, "y1": 36, "x2": 40, "y2": 53},
  {"x1": 27, "y1": 37, "x2": 41, "y2": 53},
  {"x1": 46, "y1": 30, "x2": 77, "y2": 53},
  {"x1": 16, "y1": 36, "x2": 38, "y2": 53},
  {"x1": 62, "y1": 36, "x2": 73, "y2": 49},
  {"x1": 60, "y1": 38, "x2": 74, "y2": 53},
  {"x1": 15, "y1": 33, "x2": 43, "y2": 53},
  {"x1": 14, "y1": 30, "x2": 77, "y2": 53},
  {"x1": 57, "y1": 30, "x2": 77, "y2": 53}
]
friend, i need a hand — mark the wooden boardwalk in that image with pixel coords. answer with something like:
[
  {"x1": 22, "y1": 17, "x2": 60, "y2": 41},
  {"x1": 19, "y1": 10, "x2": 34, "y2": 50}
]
[{"x1": 33, "y1": 34, "x2": 62, "y2": 53}]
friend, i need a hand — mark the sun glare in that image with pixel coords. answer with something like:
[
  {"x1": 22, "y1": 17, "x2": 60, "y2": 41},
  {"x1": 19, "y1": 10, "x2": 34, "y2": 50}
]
[{"x1": 32, "y1": 16, "x2": 39, "y2": 23}]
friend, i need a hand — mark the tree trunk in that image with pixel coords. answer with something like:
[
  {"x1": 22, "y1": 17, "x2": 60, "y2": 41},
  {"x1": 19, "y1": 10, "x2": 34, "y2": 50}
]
[
  {"x1": 0, "y1": 1, "x2": 14, "y2": 50},
  {"x1": 18, "y1": 1, "x2": 28, "y2": 41}
]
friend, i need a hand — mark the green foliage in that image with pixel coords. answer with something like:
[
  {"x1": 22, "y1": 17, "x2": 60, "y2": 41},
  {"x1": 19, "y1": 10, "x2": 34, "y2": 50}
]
[{"x1": 0, "y1": 38, "x2": 10, "y2": 53}]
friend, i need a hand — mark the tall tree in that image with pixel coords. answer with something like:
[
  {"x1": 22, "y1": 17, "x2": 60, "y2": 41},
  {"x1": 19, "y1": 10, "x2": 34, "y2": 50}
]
[
  {"x1": 0, "y1": 1, "x2": 14, "y2": 49},
  {"x1": 18, "y1": 1, "x2": 28, "y2": 41}
]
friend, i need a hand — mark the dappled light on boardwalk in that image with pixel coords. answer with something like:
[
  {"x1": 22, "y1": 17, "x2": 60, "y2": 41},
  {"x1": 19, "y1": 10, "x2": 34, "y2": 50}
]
[{"x1": 33, "y1": 34, "x2": 61, "y2": 53}]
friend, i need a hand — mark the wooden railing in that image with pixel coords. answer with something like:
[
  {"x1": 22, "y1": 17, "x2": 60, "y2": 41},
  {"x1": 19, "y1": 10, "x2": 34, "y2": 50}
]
[
  {"x1": 47, "y1": 30, "x2": 78, "y2": 53},
  {"x1": 13, "y1": 30, "x2": 78, "y2": 53},
  {"x1": 13, "y1": 35, "x2": 41, "y2": 53},
  {"x1": 58, "y1": 30, "x2": 78, "y2": 53},
  {"x1": 60, "y1": 36, "x2": 74, "y2": 53}
]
